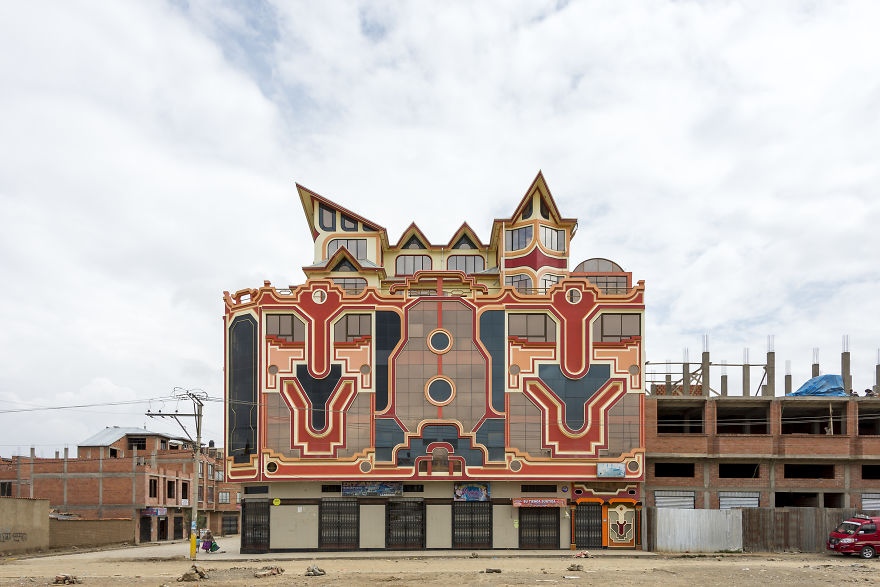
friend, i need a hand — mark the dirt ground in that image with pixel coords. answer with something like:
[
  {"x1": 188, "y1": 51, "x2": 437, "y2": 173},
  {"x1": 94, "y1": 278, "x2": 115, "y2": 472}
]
[{"x1": 0, "y1": 552, "x2": 877, "y2": 587}]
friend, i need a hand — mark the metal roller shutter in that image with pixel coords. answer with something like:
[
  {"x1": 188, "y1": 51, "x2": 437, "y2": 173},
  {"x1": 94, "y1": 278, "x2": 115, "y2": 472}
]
[
  {"x1": 654, "y1": 490, "x2": 695, "y2": 509},
  {"x1": 719, "y1": 491, "x2": 760, "y2": 509},
  {"x1": 862, "y1": 494, "x2": 880, "y2": 509}
]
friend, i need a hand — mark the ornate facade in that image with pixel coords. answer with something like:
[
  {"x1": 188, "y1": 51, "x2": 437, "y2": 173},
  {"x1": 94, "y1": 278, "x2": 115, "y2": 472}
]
[{"x1": 224, "y1": 172, "x2": 645, "y2": 551}]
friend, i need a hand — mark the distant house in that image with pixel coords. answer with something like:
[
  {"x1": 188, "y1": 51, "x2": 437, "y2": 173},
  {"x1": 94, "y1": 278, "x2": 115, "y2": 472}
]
[{"x1": 0, "y1": 426, "x2": 243, "y2": 543}]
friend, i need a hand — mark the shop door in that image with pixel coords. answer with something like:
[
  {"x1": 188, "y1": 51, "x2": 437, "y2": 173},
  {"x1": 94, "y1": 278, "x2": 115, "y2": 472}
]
[
  {"x1": 386, "y1": 501, "x2": 425, "y2": 550},
  {"x1": 518, "y1": 507, "x2": 560, "y2": 549},
  {"x1": 574, "y1": 503, "x2": 603, "y2": 548},
  {"x1": 173, "y1": 516, "x2": 184, "y2": 539},
  {"x1": 452, "y1": 501, "x2": 492, "y2": 549},
  {"x1": 319, "y1": 499, "x2": 359, "y2": 550},
  {"x1": 241, "y1": 499, "x2": 270, "y2": 553},
  {"x1": 139, "y1": 517, "x2": 152, "y2": 543},
  {"x1": 157, "y1": 516, "x2": 168, "y2": 540},
  {"x1": 222, "y1": 514, "x2": 239, "y2": 535}
]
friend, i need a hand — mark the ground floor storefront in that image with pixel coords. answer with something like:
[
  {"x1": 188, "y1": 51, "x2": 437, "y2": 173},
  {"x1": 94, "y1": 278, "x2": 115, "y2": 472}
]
[
  {"x1": 239, "y1": 481, "x2": 641, "y2": 553},
  {"x1": 136, "y1": 508, "x2": 240, "y2": 543}
]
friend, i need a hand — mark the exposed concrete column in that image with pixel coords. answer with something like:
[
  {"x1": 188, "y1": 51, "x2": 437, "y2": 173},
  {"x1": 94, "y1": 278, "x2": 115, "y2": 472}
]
[
  {"x1": 765, "y1": 351, "x2": 776, "y2": 397},
  {"x1": 842, "y1": 348, "x2": 852, "y2": 392},
  {"x1": 665, "y1": 373, "x2": 672, "y2": 395},
  {"x1": 785, "y1": 360, "x2": 792, "y2": 395},
  {"x1": 98, "y1": 446, "x2": 104, "y2": 518},
  {"x1": 812, "y1": 347, "x2": 820, "y2": 378},
  {"x1": 875, "y1": 358, "x2": 880, "y2": 394},
  {"x1": 29, "y1": 447, "x2": 35, "y2": 498},
  {"x1": 742, "y1": 365, "x2": 750, "y2": 396},
  {"x1": 16, "y1": 454, "x2": 22, "y2": 498},
  {"x1": 132, "y1": 447, "x2": 138, "y2": 507},
  {"x1": 721, "y1": 373, "x2": 728, "y2": 396},
  {"x1": 701, "y1": 351, "x2": 710, "y2": 397}
]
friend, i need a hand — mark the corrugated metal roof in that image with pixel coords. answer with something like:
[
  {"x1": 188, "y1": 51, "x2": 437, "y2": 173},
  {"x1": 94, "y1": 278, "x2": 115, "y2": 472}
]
[{"x1": 78, "y1": 426, "x2": 184, "y2": 447}]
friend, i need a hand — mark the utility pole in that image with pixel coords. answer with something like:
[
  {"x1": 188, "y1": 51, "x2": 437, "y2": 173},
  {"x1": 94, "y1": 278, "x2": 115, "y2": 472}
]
[{"x1": 146, "y1": 387, "x2": 207, "y2": 560}]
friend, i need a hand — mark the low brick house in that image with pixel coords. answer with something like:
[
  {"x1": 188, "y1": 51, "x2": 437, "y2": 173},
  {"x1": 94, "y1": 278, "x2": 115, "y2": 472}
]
[{"x1": 0, "y1": 427, "x2": 243, "y2": 543}]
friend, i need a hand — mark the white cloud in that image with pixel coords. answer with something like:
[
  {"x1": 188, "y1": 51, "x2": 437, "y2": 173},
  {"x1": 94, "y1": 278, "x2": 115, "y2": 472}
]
[{"x1": 1, "y1": 1, "x2": 879, "y2": 452}]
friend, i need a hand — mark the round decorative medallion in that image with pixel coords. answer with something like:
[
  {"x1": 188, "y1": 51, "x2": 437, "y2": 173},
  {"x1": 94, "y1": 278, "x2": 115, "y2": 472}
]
[
  {"x1": 268, "y1": 364, "x2": 279, "y2": 375},
  {"x1": 427, "y1": 329, "x2": 452, "y2": 354},
  {"x1": 359, "y1": 364, "x2": 371, "y2": 374},
  {"x1": 359, "y1": 461, "x2": 372, "y2": 473},
  {"x1": 425, "y1": 376, "x2": 455, "y2": 406},
  {"x1": 266, "y1": 462, "x2": 278, "y2": 473},
  {"x1": 509, "y1": 459, "x2": 522, "y2": 472},
  {"x1": 627, "y1": 459, "x2": 640, "y2": 473},
  {"x1": 509, "y1": 364, "x2": 521, "y2": 375},
  {"x1": 628, "y1": 364, "x2": 640, "y2": 375}
]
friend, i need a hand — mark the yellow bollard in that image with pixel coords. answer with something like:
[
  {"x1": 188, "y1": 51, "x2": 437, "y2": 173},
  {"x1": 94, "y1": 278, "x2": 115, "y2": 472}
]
[{"x1": 190, "y1": 532, "x2": 197, "y2": 560}]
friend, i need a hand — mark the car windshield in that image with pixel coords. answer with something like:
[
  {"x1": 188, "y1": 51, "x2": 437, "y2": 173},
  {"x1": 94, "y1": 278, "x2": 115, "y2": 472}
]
[{"x1": 835, "y1": 522, "x2": 860, "y2": 535}]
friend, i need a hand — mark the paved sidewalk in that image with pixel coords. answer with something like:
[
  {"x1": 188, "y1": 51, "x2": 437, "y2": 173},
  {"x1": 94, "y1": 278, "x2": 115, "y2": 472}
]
[{"x1": 17, "y1": 539, "x2": 655, "y2": 562}]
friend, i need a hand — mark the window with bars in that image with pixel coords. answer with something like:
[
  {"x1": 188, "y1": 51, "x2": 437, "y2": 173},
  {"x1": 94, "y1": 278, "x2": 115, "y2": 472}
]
[
  {"x1": 593, "y1": 313, "x2": 641, "y2": 342},
  {"x1": 319, "y1": 204, "x2": 336, "y2": 231},
  {"x1": 332, "y1": 278, "x2": 367, "y2": 295},
  {"x1": 540, "y1": 226, "x2": 564, "y2": 251},
  {"x1": 508, "y1": 313, "x2": 556, "y2": 342},
  {"x1": 266, "y1": 314, "x2": 306, "y2": 343},
  {"x1": 328, "y1": 238, "x2": 367, "y2": 260},
  {"x1": 505, "y1": 226, "x2": 533, "y2": 251},
  {"x1": 505, "y1": 273, "x2": 533, "y2": 293},
  {"x1": 586, "y1": 275, "x2": 628, "y2": 294},
  {"x1": 447, "y1": 255, "x2": 485, "y2": 274},
  {"x1": 334, "y1": 314, "x2": 372, "y2": 342},
  {"x1": 396, "y1": 255, "x2": 432, "y2": 275}
]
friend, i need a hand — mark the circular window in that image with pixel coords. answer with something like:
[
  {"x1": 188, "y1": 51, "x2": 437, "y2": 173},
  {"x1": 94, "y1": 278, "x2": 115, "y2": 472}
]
[
  {"x1": 509, "y1": 364, "x2": 521, "y2": 375},
  {"x1": 628, "y1": 364, "x2": 640, "y2": 375},
  {"x1": 311, "y1": 289, "x2": 327, "y2": 304},
  {"x1": 266, "y1": 462, "x2": 278, "y2": 473},
  {"x1": 359, "y1": 461, "x2": 372, "y2": 473},
  {"x1": 510, "y1": 459, "x2": 522, "y2": 472},
  {"x1": 427, "y1": 329, "x2": 452, "y2": 354},
  {"x1": 425, "y1": 376, "x2": 455, "y2": 406},
  {"x1": 359, "y1": 364, "x2": 371, "y2": 374},
  {"x1": 627, "y1": 460, "x2": 640, "y2": 473},
  {"x1": 268, "y1": 364, "x2": 279, "y2": 375},
  {"x1": 566, "y1": 288, "x2": 582, "y2": 304}
]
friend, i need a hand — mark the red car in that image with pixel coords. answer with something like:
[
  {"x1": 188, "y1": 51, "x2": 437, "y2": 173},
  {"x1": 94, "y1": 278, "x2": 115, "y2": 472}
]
[{"x1": 827, "y1": 514, "x2": 880, "y2": 558}]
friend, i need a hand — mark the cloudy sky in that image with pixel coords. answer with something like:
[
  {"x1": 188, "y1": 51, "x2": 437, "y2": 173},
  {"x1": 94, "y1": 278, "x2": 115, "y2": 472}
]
[{"x1": 1, "y1": 1, "x2": 879, "y2": 455}]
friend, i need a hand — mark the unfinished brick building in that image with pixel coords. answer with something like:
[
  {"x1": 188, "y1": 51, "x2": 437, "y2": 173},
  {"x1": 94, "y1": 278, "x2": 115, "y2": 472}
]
[{"x1": 0, "y1": 427, "x2": 242, "y2": 542}]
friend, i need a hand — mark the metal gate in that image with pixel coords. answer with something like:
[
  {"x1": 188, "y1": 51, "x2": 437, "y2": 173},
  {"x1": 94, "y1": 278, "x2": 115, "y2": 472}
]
[
  {"x1": 719, "y1": 491, "x2": 760, "y2": 509},
  {"x1": 173, "y1": 516, "x2": 184, "y2": 540},
  {"x1": 319, "y1": 499, "x2": 359, "y2": 550},
  {"x1": 518, "y1": 507, "x2": 560, "y2": 549},
  {"x1": 452, "y1": 501, "x2": 492, "y2": 549},
  {"x1": 222, "y1": 513, "x2": 239, "y2": 535},
  {"x1": 654, "y1": 490, "x2": 695, "y2": 509},
  {"x1": 139, "y1": 517, "x2": 151, "y2": 543},
  {"x1": 241, "y1": 499, "x2": 270, "y2": 553},
  {"x1": 574, "y1": 503, "x2": 603, "y2": 548},
  {"x1": 386, "y1": 500, "x2": 425, "y2": 550}
]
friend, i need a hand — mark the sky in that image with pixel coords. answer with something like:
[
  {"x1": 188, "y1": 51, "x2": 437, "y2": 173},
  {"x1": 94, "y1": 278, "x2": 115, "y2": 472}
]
[{"x1": 1, "y1": 1, "x2": 879, "y2": 455}]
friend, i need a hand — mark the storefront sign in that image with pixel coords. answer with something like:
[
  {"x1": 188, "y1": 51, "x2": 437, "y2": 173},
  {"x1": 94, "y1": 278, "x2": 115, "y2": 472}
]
[
  {"x1": 513, "y1": 498, "x2": 566, "y2": 507},
  {"x1": 142, "y1": 507, "x2": 167, "y2": 516},
  {"x1": 454, "y1": 482, "x2": 490, "y2": 501},
  {"x1": 342, "y1": 481, "x2": 403, "y2": 497},
  {"x1": 597, "y1": 462, "x2": 626, "y2": 478}
]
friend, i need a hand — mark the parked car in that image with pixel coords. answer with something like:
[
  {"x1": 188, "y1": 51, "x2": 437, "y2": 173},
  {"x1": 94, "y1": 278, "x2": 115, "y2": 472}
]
[{"x1": 827, "y1": 514, "x2": 880, "y2": 558}]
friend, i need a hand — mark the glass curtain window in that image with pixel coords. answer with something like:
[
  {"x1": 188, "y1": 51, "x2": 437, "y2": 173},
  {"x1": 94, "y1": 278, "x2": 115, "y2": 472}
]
[
  {"x1": 447, "y1": 255, "x2": 485, "y2": 274},
  {"x1": 396, "y1": 255, "x2": 432, "y2": 275},
  {"x1": 505, "y1": 273, "x2": 533, "y2": 293},
  {"x1": 504, "y1": 226, "x2": 533, "y2": 251}
]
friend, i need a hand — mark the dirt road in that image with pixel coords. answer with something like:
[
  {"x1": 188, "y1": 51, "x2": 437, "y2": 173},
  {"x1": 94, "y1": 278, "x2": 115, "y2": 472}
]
[{"x1": 1, "y1": 550, "x2": 875, "y2": 586}]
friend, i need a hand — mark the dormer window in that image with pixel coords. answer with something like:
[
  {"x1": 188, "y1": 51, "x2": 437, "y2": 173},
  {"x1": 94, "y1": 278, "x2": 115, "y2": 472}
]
[
  {"x1": 332, "y1": 259, "x2": 358, "y2": 272},
  {"x1": 452, "y1": 235, "x2": 477, "y2": 250},
  {"x1": 403, "y1": 235, "x2": 427, "y2": 249},
  {"x1": 539, "y1": 198, "x2": 550, "y2": 219},
  {"x1": 540, "y1": 227, "x2": 565, "y2": 252},
  {"x1": 319, "y1": 204, "x2": 336, "y2": 231},
  {"x1": 521, "y1": 198, "x2": 533, "y2": 219}
]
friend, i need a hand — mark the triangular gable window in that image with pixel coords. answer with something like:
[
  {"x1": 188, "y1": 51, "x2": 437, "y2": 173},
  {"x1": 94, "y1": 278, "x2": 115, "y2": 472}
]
[
  {"x1": 403, "y1": 235, "x2": 427, "y2": 249},
  {"x1": 452, "y1": 235, "x2": 478, "y2": 250},
  {"x1": 539, "y1": 197, "x2": 551, "y2": 220},
  {"x1": 521, "y1": 198, "x2": 533, "y2": 220},
  {"x1": 332, "y1": 259, "x2": 358, "y2": 272}
]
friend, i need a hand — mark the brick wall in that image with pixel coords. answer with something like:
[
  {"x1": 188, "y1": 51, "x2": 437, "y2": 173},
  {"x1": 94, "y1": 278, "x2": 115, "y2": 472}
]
[{"x1": 49, "y1": 519, "x2": 135, "y2": 548}]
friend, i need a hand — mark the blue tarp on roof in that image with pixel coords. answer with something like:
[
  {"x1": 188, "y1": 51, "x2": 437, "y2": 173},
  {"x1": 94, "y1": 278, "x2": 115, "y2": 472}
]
[{"x1": 788, "y1": 374, "x2": 848, "y2": 396}]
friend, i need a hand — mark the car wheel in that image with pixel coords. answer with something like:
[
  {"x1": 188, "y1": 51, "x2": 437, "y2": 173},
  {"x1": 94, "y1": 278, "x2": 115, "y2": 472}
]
[{"x1": 860, "y1": 546, "x2": 875, "y2": 559}]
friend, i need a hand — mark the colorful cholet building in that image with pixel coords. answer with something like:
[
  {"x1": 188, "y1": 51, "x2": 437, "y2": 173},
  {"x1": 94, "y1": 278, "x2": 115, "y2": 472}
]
[{"x1": 224, "y1": 172, "x2": 645, "y2": 552}]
